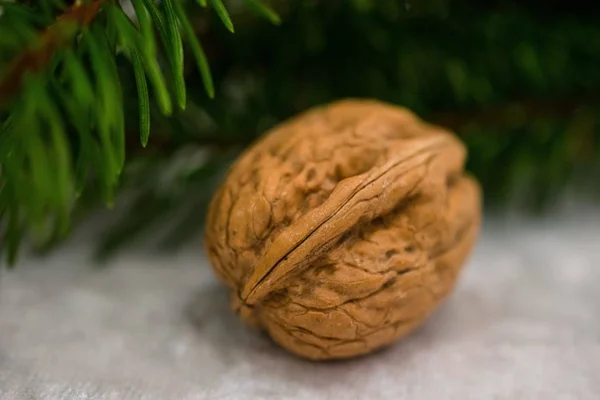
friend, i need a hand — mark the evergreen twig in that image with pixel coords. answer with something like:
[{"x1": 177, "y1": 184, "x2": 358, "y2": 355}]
[
  {"x1": 0, "y1": 0, "x2": 281, "y2": 266},
  {"x1": 0, "y1": 0, "x2": 107, "y2": 105}
]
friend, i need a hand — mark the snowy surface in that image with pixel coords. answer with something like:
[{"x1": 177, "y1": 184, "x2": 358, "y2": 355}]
[{"x1": 1, "y1": 202, "x2": 600, "y2": 400}]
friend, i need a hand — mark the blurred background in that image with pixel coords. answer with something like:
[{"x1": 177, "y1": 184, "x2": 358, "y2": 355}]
[{"x1": 93, "y1": 0, "x2": 600, "y2": 257}]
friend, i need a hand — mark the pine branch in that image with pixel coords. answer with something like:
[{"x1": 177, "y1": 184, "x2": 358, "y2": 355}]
[
  {"x1": 0, "y1": 0, "x2": 282, "y2": 266},
  {"x1": 0, "y1": 0, "x2": 107, "y2": 106}
]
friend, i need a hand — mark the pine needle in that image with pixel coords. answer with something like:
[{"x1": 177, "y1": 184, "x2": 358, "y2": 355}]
[
  {"x1": 130, "y1": 0, "x2": 156, "y2": 55},
  {"x1": 108, "y1": 4, "x2": 173, "y2": 117},
  {"x1": 173, "y1": 0, "x2": 215, "y2": 98},
  {"x1": 132, "y1": 50, "x2": 151, "y2": 147},
  {"x1": 140, "y1": 0, "x2": 168, "y2": 41},
  {"x1": 83, "y1": 28, "x2": 120, "y2": 205},
  {"x1": 143, "y1": 56, "x2": 173, "y2": 116},
  {"x1": 41, "y1": 95, "x2": 73, "y2": 235},
  {"x1": 52, "y1": 78, "x2": 91, "y2": 197},
  {"x1": 97, "y1": 27, "x2": 125, "y2": 173},
  {"x1": 244, "y1": 0, "x2": 281, "y2": 25},
  {"x1": 21, "y1": 109, "x2": 52, "y2": 220},
  {"x1": 63, "y1": 50, "x2": 95, "y2": 105},
  {"x1": 162, "y1": 0, "x2": 186, "y2": 109},
  {"x1": 142, "y1": 0, "x2": 186, "y2": 110},
  {"x1": 210, "y1": 0, "x2": 235, "y2": 33},
  {"x1": 107, "y1": 4, "x2": 154, "y2": 149}
]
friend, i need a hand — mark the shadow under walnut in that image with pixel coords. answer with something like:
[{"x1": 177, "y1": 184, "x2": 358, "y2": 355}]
[{"x1": 204, "y1": 99, "x2": 482, "y2": 360}]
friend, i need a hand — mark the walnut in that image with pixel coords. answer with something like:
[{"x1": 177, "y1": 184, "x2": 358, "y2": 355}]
[{"x1": 204, "y1": 99, "x2": 481, "y2": 360}]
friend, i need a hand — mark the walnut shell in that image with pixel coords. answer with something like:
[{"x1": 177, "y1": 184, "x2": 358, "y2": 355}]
[{"x1": 204, "y1": 99, "x2": 481, "y2": 360}]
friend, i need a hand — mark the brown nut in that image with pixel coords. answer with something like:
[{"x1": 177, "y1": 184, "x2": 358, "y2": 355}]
[{"x1": 204, "y1": 99, "x2": 482, "y2": 360}]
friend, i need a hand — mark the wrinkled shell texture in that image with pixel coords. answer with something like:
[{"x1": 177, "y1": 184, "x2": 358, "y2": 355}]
[{"x1": 205, "y1": 99, "x2": 481, "y2": 360}]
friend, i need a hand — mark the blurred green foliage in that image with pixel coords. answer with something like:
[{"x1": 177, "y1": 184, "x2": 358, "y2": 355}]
[
  {"x1": 1, "y1": 0, "x2": 599, "y2": 263},
  {"x1": 180, "y1": 0, "x2": 600, "y2": 206}
]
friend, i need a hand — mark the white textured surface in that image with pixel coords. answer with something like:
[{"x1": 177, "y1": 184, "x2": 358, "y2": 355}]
[{"x1": 1, "y1": 204, "x2": 600, "y2": 400}]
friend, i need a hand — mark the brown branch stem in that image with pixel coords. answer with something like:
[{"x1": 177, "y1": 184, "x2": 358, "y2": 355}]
[
  {"x1": 0, "y1": 0, "x2": 108, "y2": 106},
  {"x1": 432, "y1": 94, "x2": 600, "y2": 132}
]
